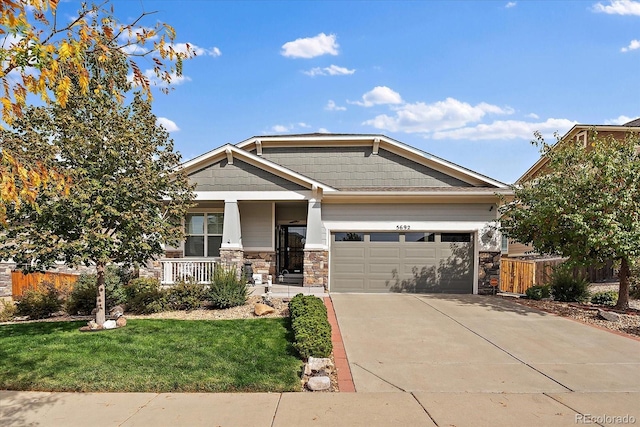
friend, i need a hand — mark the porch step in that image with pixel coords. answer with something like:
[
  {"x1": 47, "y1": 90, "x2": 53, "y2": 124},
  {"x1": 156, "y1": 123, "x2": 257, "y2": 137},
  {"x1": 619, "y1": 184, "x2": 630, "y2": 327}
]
[{"x1": 249, "y1": 284, "x2": 326, "y2": 299}]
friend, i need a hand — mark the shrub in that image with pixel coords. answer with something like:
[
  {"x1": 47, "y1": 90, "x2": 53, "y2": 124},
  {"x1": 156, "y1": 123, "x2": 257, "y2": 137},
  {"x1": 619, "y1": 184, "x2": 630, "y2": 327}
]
[
  {"x1": 124, "y1": 277, "x2": 167, "y2": 314},
  {"x1": 289, "y1": 294, "x2": 332, "y2": 359},
  {"x1": 590, "y1": 291, "x2": 618, "y2": 306},
  {"x1": 16, "y1": 282, "x2": 63, "y2": 319},
  {"x1": 166, "y1": 280, "x2": 206, "y2": 311},
  {"x1": 525, "y1": 285, "x2": 551, "y2": 300},
  {"x1": 0, "y1": 299, "x2": 17, "y2": 322},
  {"x1": 65, "y1": 266, "x2": 129, "y2": 315},
  {"x1": 208, "y1": 265, "x2": 248, "y2": 309},
  {"x1": 549, "y1": 268, "x2": 590, "y2": 302}
]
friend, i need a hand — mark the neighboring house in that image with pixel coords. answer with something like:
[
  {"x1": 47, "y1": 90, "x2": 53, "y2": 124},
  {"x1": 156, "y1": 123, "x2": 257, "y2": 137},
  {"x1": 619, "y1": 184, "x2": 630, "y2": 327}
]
[
  {"x1": 162, "y1": 133, "x2": 511, "y2": 294},
  {"x1": 0, "y1": 133, "x2": 512, "y2": 296},
  {"x1": 505, "y1": 118, "x2": 640, "y2": 258}
]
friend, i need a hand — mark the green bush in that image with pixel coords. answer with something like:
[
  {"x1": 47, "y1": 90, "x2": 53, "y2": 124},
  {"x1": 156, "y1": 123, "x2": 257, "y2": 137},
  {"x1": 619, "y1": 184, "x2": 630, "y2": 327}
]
[
  {"x1": 590, "y1": 291, "x2": 618, "y2": 306},
  {"x1": 166, "y1": 280, "x2": 206, "y2": 311},
  {"x1": 549, "y1": 268, "x2": 590, "y2": 302},
  {"x1": 0, "y1": 299, "x2": 17, "y2": 322},
  {"x1": 207, "y1": 264, "x2": 248, "y2": 309},
  {"x1": 16, "y1": 282, "x2": 63, "y2": 319},
  {"x1": 289, "y1": 294, "x2": 332, "y2": 359},
  {"x1": 65, "y1": 266, "x2": 129, "y2": 315},
  {"x1": 525, "y1": 285, "x2": 551, "y2": 300},
  {"x1": 124, "y1": 277, "x2": 167, "y2": 314}
]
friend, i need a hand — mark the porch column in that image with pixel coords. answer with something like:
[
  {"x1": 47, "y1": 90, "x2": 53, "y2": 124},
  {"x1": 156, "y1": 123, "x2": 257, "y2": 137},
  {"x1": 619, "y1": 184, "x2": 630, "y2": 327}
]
[
  {"x1": 304, "y1": 198, "x2": 324, "y2": 250},
  {"x1": 221, "y1": 199, "x2": 242, "y2": 249},
  {"x1": 304, "y1": 198, "x2": 328, "y2": 288},
  {"x1": 220, "y1": 199, "x2": 244, "y2": 276}
]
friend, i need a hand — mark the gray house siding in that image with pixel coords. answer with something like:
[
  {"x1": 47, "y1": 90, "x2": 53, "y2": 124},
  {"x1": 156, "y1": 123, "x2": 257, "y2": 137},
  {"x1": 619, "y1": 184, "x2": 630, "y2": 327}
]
[
  {"x1": 257, "y1": 146, "x2": 473, "y2": 189},
  {"x1": 240, "y1": 202, "x2": 273, "y2": 249},
  {"x1": 189, "y1": 158, "x2": 308, "y2": 192}
]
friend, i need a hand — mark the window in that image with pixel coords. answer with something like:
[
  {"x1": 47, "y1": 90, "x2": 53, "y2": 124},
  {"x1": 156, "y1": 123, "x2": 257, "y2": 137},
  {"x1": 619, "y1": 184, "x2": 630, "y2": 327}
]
[
  {"x1": 501, "y1": 233, "x2": 509, "y2": 254},
  {"x1": 441, "y1": 233, "x2": 471, "y2": 243},
  {"x1": 404, "y1": 232, "x2": 435, "y2": 242},
  {"x1": 334, "y1": 232, "x2": 364, "y2": 242},
  {"x1": 185, "y1": 213, "x2": 224, "y2": 257},
  {"x1": 370, "y1": 232, "x2": 399, "y2": 242}
]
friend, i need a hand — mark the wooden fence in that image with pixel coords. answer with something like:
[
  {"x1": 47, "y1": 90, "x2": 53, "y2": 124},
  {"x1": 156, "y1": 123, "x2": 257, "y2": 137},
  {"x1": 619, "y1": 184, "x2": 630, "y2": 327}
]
[
  {"x1": 12, "y1": 271, "x2": 79, "y2": 298},
  {"x1": 499, "y1": 258, "x2": 616, "y2": 294}
]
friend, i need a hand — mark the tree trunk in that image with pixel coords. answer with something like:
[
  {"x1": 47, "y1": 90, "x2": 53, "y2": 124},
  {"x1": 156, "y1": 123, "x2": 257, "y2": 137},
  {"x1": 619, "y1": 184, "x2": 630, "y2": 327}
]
[
  {"x1": 95, "y1": 263, "x2": 106, "y2": 326},
  {"x1": 615, "y1": 257, "x2": 630, "y2": 310}
]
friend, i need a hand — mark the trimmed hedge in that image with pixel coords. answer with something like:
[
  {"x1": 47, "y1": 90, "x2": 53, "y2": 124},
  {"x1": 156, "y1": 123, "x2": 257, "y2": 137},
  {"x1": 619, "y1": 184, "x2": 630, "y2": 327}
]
[{"x1": 289, "y1": 294, "x2": 332, "y2": 359}]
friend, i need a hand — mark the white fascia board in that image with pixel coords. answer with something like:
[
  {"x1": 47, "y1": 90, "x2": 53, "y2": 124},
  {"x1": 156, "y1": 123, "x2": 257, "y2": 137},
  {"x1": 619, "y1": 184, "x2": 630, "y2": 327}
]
[
  {"x1": 194, "y1": 191, "x2": 314, "y2": 201},
  {"x1": 181, "y1": 144, "x2": 336, "y2": 192}
]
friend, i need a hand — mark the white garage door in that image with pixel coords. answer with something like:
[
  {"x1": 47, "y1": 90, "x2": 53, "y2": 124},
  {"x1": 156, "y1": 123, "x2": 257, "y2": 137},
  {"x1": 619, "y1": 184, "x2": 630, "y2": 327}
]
[{"x1": 330, "y1": 231, "x2": 474, "y2": 293}]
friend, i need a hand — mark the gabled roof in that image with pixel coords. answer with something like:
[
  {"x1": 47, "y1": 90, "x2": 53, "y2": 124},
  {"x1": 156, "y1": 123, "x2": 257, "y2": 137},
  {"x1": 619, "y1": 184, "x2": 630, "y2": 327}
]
[
  {"x1": 234, "y1": 133, "x2": 508, "y2": 188},
  {"x1": 180, "y1": 144, "x2": 337, "y2": 192},
  {"x1": 516, "y1": 121, "x2": 640, "y2": 184}
]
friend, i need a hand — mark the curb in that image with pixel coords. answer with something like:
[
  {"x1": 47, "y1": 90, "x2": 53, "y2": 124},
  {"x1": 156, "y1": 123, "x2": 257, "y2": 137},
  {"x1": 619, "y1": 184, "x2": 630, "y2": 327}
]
[{"x1": 324, "y1": 296, "x2": 356, "y2": 392}]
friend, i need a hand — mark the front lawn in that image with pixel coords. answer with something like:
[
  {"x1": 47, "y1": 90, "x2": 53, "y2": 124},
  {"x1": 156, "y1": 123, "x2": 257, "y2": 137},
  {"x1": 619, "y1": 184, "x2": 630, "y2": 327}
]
[{"x1": 0, "y1": 318, "x2": 302, "y2": 392}]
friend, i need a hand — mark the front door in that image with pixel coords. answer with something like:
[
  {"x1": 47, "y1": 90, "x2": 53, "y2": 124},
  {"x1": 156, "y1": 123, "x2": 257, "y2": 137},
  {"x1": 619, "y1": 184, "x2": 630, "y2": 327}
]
[{"x1": 277, "y1": 225, "x2": 306, "y2": 275}]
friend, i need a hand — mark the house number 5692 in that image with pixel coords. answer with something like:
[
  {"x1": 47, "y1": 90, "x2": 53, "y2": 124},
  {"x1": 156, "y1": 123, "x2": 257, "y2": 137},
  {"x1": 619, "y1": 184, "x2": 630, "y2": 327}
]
[{"x1": 396, "y1": 225, "x2": 410, "y2": 230}]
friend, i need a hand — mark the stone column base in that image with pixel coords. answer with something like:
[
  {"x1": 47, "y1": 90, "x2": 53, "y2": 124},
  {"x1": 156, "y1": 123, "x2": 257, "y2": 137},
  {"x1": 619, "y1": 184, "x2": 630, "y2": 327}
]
[
  {"x1": 478, "y1": 251, "x2": 501, "y2": 295},
  {"x1": 220, "y1": 249, "x2": 245, "y2": 278},
  {"x1": 304, "y1": 250, "x2": 328, "y2": 289}
]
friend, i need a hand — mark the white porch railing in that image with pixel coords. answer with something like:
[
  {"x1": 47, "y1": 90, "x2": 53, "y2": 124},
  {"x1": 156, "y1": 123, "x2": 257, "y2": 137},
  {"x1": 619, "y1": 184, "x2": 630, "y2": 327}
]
[{"x1": 161, "y1": 259, "x2": 217, "y2": 285}]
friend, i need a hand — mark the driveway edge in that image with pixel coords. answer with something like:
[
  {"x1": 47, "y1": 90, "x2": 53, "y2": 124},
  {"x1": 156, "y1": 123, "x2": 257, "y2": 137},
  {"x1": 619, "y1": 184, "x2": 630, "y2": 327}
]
[{"x1": 324, "y1": 296, "x2": 355, "y2": 392}]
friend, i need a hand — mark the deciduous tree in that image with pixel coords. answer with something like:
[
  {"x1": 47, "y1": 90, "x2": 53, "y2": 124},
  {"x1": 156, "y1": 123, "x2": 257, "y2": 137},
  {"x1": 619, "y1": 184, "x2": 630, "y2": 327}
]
[
  {"x1": 500, "y1": 131, "x2": 640, "y2": 310},
  {"x1": 0, "y1": 48, "x2": 194, "y2": 325},
  {"x1": 0, "y1": 0, "x2": 191, "y2": 223}
]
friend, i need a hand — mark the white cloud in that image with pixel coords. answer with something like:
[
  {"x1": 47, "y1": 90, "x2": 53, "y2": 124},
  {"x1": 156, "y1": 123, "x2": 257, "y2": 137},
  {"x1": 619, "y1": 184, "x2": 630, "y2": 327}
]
[
  {"x1": 621, "y1": 39, "x2": 640, "y2": 52},
  {"x1": 428, "y1": 118, "x2": 577, "y2": 141},
  {"x1": 604, "y1": 115, "x2": 634, "y2": 124},
  {"x1": 592, "y1": 0, "x2": 640, "y2": 15},
  {"x1": 298, "y1": 122, "x2": 311, "y2": 128},
  {"x1": 505, "y1": 2, "x2": 517, "y2": 8},
  {"x1": 526, "y1": 113, "x2": 540, "y2": 119},
  {"x1": 303, "y1": 64, "x2": 355, "y2": 76},
  {"x1": 281, "y1": 33, "x2": 339, "y2": 58},
  {"x1": 350, "y1": 86, "x2": 403, "y2": 107},
  {"x1": 156, "y1": 117, "x2": 180, "y2": 132},
  {"x1": 363, "y1": 97, "x2": 514, "y2": 133},
  {"x1": 318, "y1": 128, "x2": 330, "y2": 133},
  {"x1": 272, "y1": 125, "x2": 290, "y2": 133},
  {"x1": 325, "y1": 100, "x2": 346, "y2": 111}
]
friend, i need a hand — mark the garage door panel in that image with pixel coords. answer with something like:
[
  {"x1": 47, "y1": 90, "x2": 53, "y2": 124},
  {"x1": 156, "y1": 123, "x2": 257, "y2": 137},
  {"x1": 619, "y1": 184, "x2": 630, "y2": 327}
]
[
  {"x1": 331, "y1": 232, "x2": 473, "y2": 293},
  {"x1": 369, "y1": 247, "x2": 400, "y2": 258}
]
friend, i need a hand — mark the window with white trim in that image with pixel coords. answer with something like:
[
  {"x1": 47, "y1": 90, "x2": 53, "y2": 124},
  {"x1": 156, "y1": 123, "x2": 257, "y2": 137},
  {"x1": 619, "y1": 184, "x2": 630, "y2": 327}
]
[{"x1": 185, "y1": 213, "x2": 224, "y2": 257}]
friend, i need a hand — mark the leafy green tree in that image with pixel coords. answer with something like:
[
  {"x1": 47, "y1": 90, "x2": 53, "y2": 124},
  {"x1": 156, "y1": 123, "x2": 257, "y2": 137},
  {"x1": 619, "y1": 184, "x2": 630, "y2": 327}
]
[
  {"x1": 0, "y1": 48, "x2": 194, "y2": 325},
  {"x1": 500, "y1": 131, "x2": 640, "y2": 310}
]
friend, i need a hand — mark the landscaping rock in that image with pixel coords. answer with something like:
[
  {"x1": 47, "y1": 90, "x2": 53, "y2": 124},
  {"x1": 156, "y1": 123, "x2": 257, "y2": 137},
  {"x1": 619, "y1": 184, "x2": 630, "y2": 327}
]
[
  {"x1": 116, "y1": 316, "x2": 127, "y2": 328},
  {"x1": 598, "y1": 309, "x2": 621, "y2": 322},
  {"x1": 103, "y1": 320, "x2": 117, "y2": 329},
  {"x1": 254, "y1": 303, "x2": 275, "y2": 316},
  {"x1": 306, "y1": 376, "x2": 331, "y2": 391},
  {"x1": 306, "y1": 357, "x2": 334, "y2": 375},
  {"x1": 110, "y1": 305, "x2": 125, "y2": 317}
]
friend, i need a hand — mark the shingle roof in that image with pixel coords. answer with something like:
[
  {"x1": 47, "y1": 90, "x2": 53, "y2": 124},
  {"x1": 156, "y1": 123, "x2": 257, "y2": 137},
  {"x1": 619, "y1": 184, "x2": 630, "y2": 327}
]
[{"x1": 623, "y1": 118, "x2": 640, "y2": 127}]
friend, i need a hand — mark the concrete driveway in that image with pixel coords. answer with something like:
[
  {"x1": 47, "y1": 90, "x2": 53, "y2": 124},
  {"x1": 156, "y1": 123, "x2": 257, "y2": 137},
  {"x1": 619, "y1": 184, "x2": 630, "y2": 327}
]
[{"x1": 332, "y1": 293, "x2": 640, "y2": 426}]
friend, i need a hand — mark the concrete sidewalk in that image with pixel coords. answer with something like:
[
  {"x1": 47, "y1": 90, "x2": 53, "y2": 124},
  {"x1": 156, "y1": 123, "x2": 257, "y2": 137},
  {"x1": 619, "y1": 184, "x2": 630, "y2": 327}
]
[{"x1": 3, "y1": 390, "x2": 639, "y2": 426}]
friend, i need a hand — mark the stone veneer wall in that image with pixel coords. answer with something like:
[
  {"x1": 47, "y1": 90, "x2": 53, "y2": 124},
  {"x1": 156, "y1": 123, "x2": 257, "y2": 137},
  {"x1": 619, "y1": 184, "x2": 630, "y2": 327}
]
[
  {"x1": 304, "y1": 250, "x2": 328, "y2": 289},
  {"x1": 219, "y1": 249, "x2": 245, "y2": 278},
  {"x1": 478, "y1": 251, "x2": 501, "y2": 295},
  {"x1": 244, "y1": 252, "x2": 276, "y2": 282}
]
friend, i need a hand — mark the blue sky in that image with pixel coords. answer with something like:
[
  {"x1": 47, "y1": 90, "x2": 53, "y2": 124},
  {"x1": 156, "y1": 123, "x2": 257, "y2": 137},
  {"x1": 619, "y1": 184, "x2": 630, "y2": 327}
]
[{"x1": 70, "y1": 1, "x2": 640, "y2": 183}]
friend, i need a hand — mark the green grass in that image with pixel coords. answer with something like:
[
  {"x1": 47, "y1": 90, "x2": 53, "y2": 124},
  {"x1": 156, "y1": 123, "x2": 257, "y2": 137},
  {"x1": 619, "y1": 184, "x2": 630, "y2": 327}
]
[{"x1": 0, "y1": 318, "x2": 302, "y2": 392}]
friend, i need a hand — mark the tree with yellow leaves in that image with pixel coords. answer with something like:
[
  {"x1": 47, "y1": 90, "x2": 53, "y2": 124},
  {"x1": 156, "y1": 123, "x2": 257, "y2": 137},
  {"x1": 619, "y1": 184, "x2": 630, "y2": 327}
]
[{"x1": 0, "y1": 0, "x2": 191, "y2": 222}]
